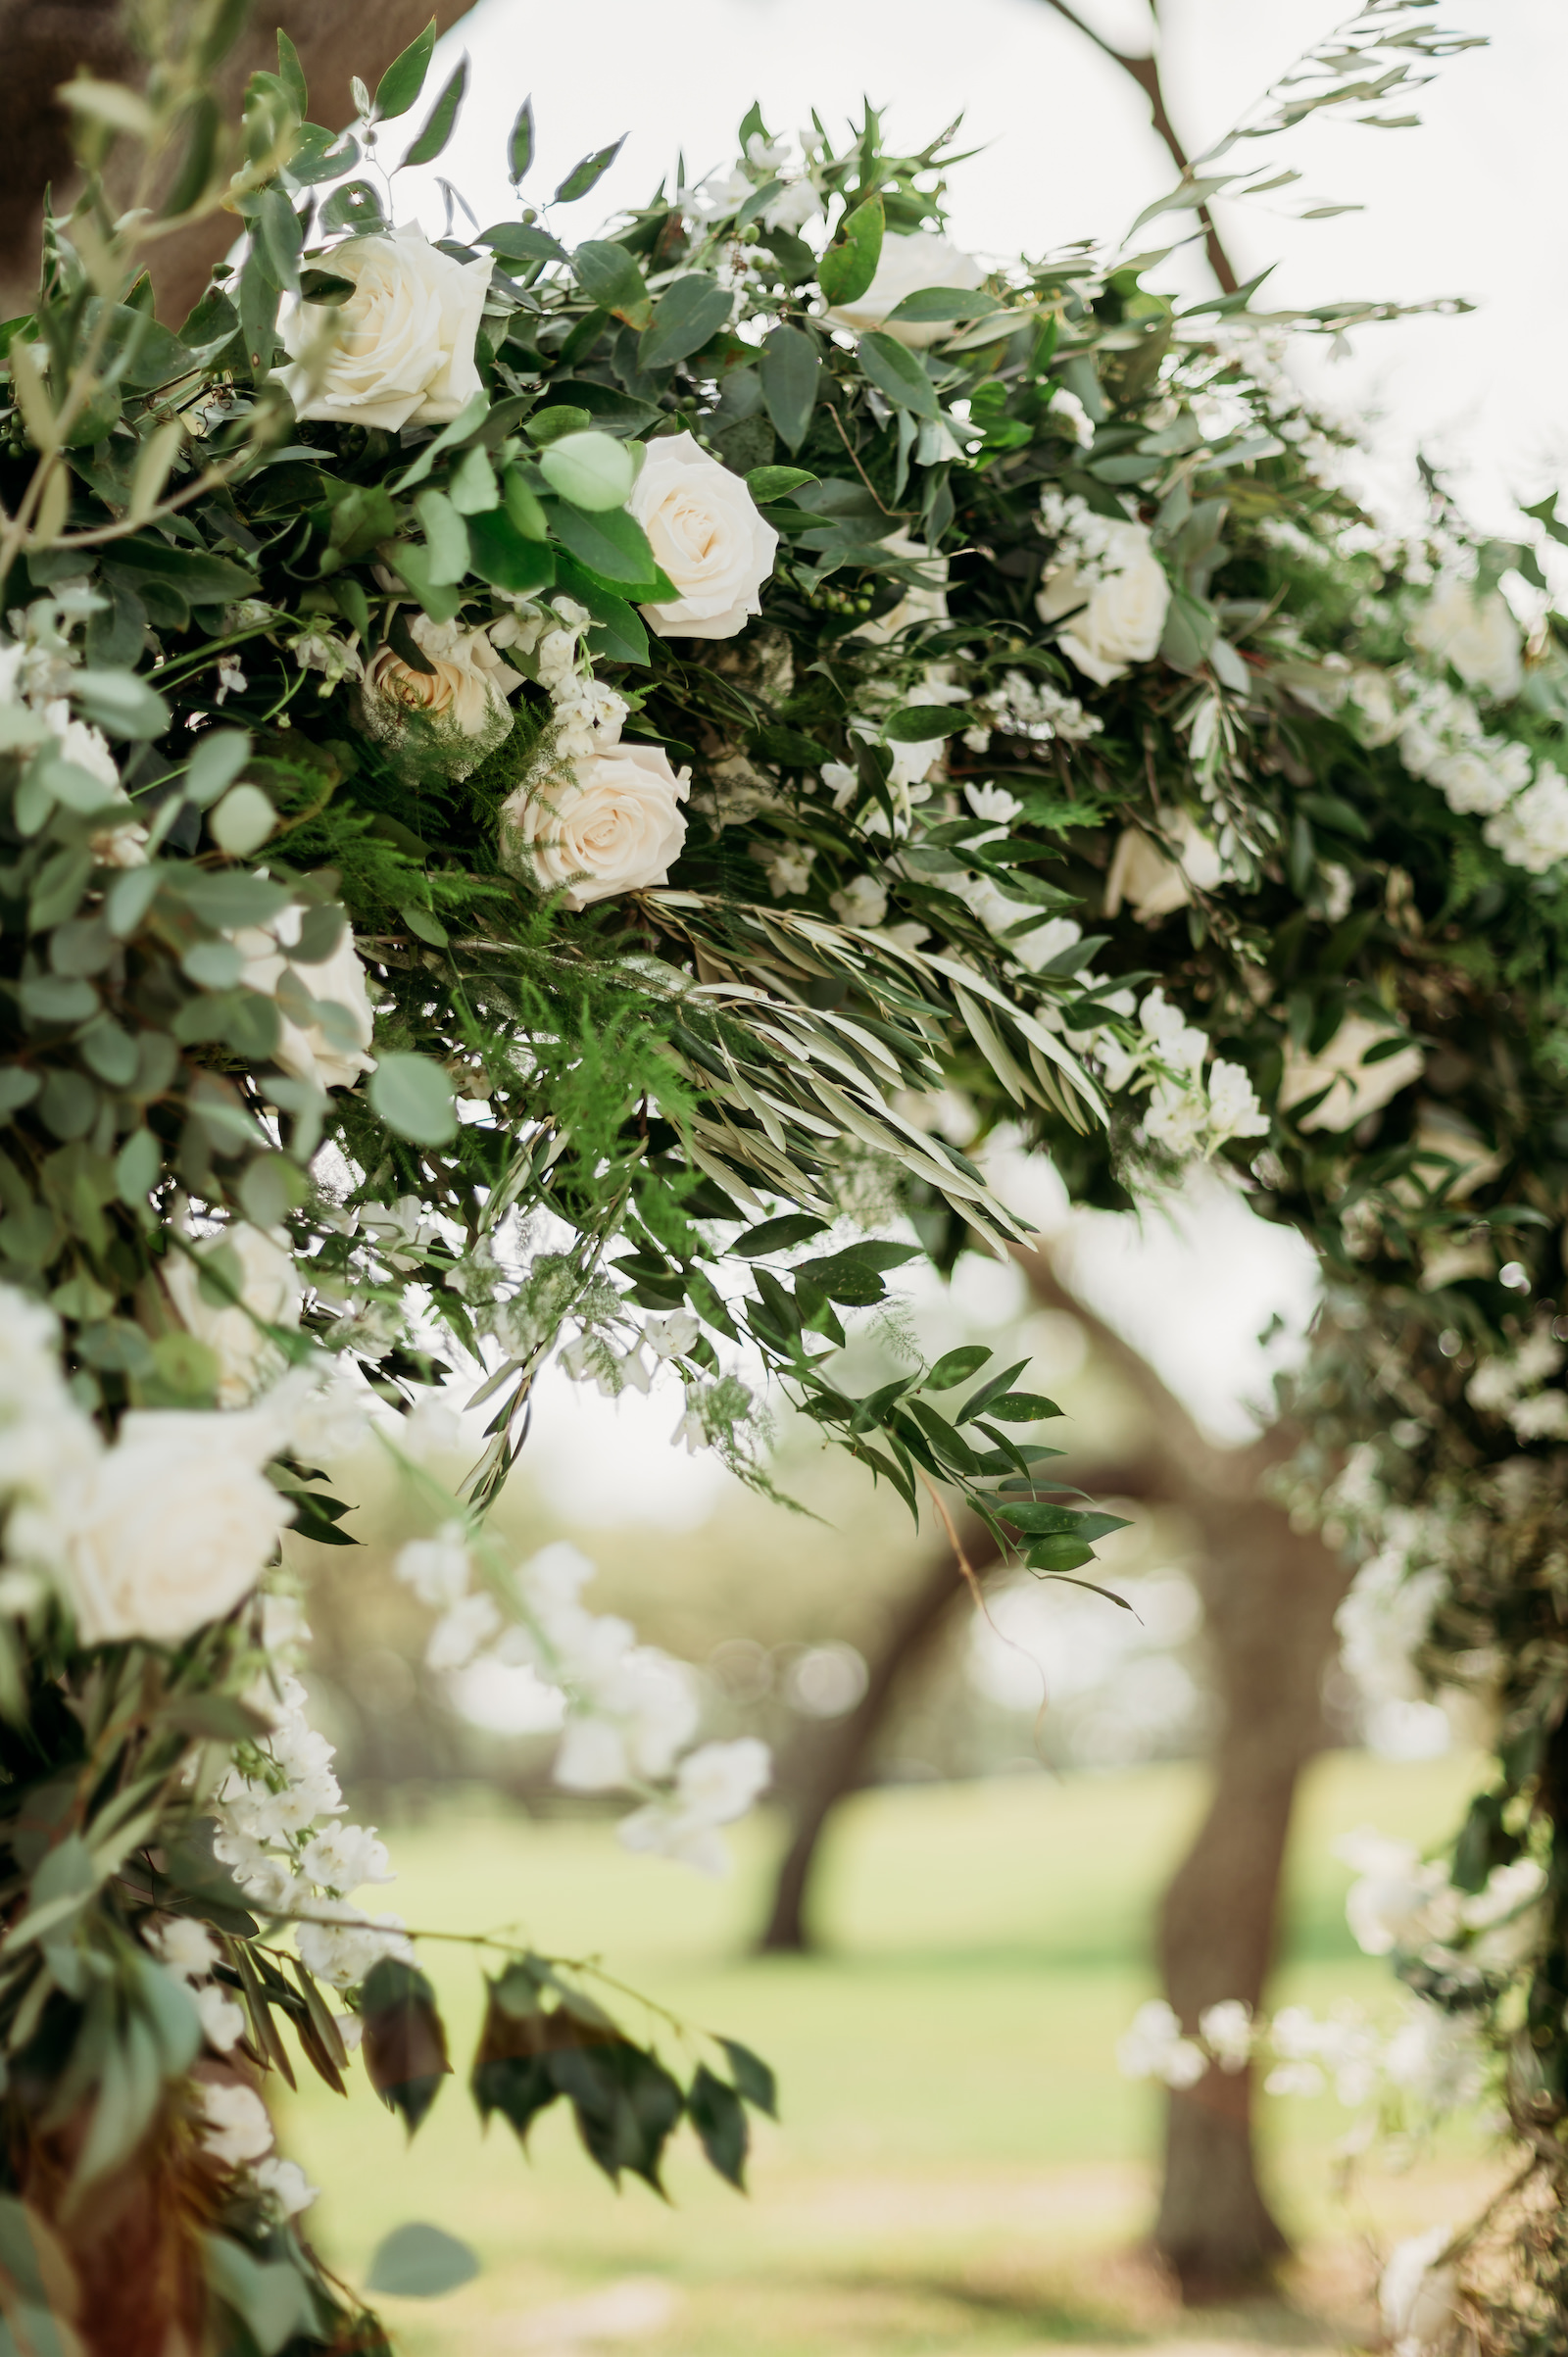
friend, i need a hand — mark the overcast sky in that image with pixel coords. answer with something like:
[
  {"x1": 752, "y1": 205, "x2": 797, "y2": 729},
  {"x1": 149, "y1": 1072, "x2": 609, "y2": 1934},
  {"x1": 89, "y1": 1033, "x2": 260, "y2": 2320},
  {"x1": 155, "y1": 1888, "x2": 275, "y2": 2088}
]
[{"x1": 396, "y1": 0, "x2": 1567, "y2": 533}]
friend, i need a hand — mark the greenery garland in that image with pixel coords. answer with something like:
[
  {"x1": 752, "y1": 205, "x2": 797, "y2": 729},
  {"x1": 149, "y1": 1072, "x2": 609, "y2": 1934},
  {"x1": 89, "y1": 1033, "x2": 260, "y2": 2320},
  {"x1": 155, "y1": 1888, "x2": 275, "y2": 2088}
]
[{"x1": 0, "y1": 0, "x2": 1556, "y2": 2345}]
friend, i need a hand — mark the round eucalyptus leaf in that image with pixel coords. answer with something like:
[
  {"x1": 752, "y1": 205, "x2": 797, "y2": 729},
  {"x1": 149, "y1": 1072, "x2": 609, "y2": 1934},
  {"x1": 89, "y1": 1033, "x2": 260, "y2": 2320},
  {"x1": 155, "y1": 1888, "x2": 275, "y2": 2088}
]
[{"x1": 368, "y1": 1053, "x2": 458, "y2": 1146}]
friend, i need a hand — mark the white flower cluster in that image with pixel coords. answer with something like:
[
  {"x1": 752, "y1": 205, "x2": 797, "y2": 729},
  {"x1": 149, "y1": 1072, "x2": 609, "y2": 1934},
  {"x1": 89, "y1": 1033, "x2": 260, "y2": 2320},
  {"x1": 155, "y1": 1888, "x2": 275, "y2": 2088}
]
[
  {"x1": 1336, "y1": 1536, "x2": 1448, "y2": 1708},
  {"x1": 560, "y1": 1306, "x2": 700, "y2": 1400},
  {"x1": 827, "y1": 670, "x2": 964, "y2": 841},
  {"x1": 147, "y1": 1915, "x2": 246, "y2": 2056},
  {"x1": 213, "y1": 1639, "x2": 411, "y2": 1990},
  {"x1": 1465, "y1": 1319, "x2": 1568, "y2": 1442},
  {"x1": 1094, "y1": 986, "x2": 1268, "y2": 1157},
  {"x1": 962, "y1": 668, "x2": 1103, "y2": 754},
  {"x1": 492, "y1": 593, "x2": 629, "y2": 763},
  {"x1": 1387, "y1": 585, "x2": 1568, "y2": 875},
  {"x1": 195, "y1": 2080, "x2": 318, "y2": 2217},
  {"x1": 0, "y1": 596, "x2": 147, "y2": 867},
  {"x1": 394, "y1": 1534, "x2": 771, "y2": 1876}
]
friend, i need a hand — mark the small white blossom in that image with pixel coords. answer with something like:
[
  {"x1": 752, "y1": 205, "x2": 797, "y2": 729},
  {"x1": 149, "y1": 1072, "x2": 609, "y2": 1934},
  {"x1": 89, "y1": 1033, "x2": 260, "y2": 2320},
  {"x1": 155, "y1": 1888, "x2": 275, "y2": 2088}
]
[{"x1": 198, "y1": 2081, "x2": 274, "y2": 2167}]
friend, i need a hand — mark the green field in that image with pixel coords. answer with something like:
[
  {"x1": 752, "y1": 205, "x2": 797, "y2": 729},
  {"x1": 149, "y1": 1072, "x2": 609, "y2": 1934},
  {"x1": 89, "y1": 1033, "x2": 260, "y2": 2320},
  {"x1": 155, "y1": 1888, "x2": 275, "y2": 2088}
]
[{"x1": 281, "y1": 1749, "x2": 1498, "y2": 2355}]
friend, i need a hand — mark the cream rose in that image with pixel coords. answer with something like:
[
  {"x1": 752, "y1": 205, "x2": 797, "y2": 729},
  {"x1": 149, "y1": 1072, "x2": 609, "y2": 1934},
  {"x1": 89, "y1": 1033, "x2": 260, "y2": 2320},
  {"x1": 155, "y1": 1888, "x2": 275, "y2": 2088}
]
[
  {"x1": 235, "y1": 911, "x2": 377, "y2": 1092},
  {"x1": 1103, "y1": 814, "x2": 1226, "y2": 922},
  {"x1": 360, "y1": 611, "x2": 520, "y2": 781},
  {"x1": 1279, "y1": 1014, "x2": 1424, "y2": 1134},
  {"x1": 626, "y1": 432, "x2": 779, "y2": 640},
  {"x1": 274, "y1": 224, "x2": 491, "y2": 432},
  {"x1": 1408, "y1": 578, "x2": 1523, "y2": 703},
  {"x1": 1037, "y1": 517, "x2": 1170, "y2": 686},
  {"x1": 164, "y1": 1224, "x2": 302, "y2": 1407},
  {"x1": 55, "y1": 1408, "x2": 295, "y2": 1646},
  {"x1": 500, "y1": 741, "x2": 690, "y2": 910},
  {"x1": 824, "y1": 229, "x2": 983, "y2": 351}
]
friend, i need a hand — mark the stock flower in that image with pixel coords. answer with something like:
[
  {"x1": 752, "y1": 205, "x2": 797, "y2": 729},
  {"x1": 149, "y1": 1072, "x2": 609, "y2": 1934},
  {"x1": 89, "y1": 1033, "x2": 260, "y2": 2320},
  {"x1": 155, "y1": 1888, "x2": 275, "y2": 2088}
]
[
  {"x1": 235, "y1": 911, "x2": 377, "y2": 1093},
  {"x1": 825, "y1": 229, "x2": 983, "y2": 350},
  {"x1": 274, "y1": 224, "x2": 491, "y2": 431},
  {"x1": 360, "y1": 612, "x2": 521, "y2": 780},
  {"x1": 1036, "y1": 514, "x2": 1170, "y2": 686},
  {"x1": 500, "y1": 741, "x2": 690, "y2": 909},
  {"x1": 627, "y1": 433, "x2": 779, "y2": 639},
  {"x1": 1409, "y1": 577, "x2": 1523, "y2": 703},
  {"x1": 163, "y1": 1223, "x2": 301, "y2": 1407}
]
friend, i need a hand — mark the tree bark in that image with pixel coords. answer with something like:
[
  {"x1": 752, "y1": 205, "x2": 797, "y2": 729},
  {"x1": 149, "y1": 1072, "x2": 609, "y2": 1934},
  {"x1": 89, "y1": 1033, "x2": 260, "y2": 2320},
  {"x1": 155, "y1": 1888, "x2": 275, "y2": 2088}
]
[
  {"x1": 757, "y1": 1532, "x2": 998, "y2": 1952},
  {"x1": 0, "y1": 0, "x2": 480, "y2": 322},
  {"x1": 1016, "y1": 1245, "x2": 1350, "y2": 2298}
]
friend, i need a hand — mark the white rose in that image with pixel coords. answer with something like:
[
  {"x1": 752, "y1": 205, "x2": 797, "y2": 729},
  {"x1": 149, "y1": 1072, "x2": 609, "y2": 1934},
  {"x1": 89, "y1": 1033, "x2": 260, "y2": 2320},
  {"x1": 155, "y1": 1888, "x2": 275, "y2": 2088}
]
[
  {"x1": 164, "y1": 1223, "x2": 302, "y2": 1407},
  {"x1": 55, "y1": 1408, "x2": 295, "y2": 1646},
  {"x1": 235, "y1": 912, "x2": 377, "y2": 1092},
  {"x1": 500, "y1": 741, "x2": 690, "y2": 910},
  {"x1": 1037, "y1": 518, "x2": 1169, "y2": 685},
  {"x1": 1408, "y1": 577, "x2": 1522, "y2": 703},
  {"x1": 274, "y1": 224, "x2": 491, "y2": 433},
  {"x1": 1279, "y1": 1013, "x2": 1424, "y2": 1134},
  {"x1": 626, "y1": 431, "x2": 779, "y2": 640},
  {"x1": 824, "y1": 229, "x2": 983, "y2": 350},
  {"x1": 1103, "y1": 814, "x2": 1225, "y2": 921},
  {"x1": 1380, "y1": 2226, "x2": 1457, "y2": 2355},
  {"x1": 360, "y1": 612, "x2": 521, "y2": 781}
]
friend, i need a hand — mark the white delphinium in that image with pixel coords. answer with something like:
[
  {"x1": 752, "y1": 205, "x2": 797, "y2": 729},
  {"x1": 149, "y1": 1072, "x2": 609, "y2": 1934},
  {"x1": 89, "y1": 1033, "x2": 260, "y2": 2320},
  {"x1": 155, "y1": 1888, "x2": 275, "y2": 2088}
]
[
  {"x1": 616, "y1": 1737, "x2": 772, "y2": 1875},
  {"x1": 962, "y1": 781, "x2": 1024, "y2": 839},
  {"x1": 1094, "y1": 988, "x2": 1266, "y2": 1158},
  {"x1": 753, "y1": 841, "x2": 817, "y2": 899}
]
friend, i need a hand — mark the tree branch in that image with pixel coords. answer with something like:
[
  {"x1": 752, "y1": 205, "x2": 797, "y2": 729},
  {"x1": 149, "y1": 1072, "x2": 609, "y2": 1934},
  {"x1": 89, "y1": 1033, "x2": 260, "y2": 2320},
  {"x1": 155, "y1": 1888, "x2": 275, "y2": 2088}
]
[{"x1": 1031, "y1": 0, "x2": 1241, "y2": 295}]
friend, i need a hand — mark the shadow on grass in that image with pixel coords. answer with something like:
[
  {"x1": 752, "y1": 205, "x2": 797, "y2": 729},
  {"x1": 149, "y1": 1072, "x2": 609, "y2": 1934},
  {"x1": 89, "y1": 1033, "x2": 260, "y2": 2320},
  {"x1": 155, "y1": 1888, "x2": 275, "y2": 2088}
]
[{"x1": 851, "y1": 2263, "x2": 1342, "y2": 2348}]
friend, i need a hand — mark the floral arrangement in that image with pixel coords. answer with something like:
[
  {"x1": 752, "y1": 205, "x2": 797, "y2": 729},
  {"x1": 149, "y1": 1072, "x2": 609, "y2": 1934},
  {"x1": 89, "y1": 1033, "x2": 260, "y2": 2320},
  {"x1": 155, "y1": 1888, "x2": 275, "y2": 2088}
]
[{"x1": 0, "y1": 0, "x2": 1559, "y2": 2345}]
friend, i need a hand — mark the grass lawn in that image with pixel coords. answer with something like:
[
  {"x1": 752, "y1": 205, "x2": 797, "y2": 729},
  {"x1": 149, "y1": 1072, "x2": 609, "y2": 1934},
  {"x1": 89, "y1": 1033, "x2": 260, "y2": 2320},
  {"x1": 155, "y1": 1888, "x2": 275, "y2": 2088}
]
[{"x1": 280, "y1": 1748, "x2": 1500, "y2": 2354}]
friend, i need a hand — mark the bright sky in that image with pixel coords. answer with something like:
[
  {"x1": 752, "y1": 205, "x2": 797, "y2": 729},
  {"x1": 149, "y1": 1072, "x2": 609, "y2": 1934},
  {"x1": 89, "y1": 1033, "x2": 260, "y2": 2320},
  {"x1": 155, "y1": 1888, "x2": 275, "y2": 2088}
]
[{"x1": 385, "y1": 0, "x2": 1557, "y2": 1523}]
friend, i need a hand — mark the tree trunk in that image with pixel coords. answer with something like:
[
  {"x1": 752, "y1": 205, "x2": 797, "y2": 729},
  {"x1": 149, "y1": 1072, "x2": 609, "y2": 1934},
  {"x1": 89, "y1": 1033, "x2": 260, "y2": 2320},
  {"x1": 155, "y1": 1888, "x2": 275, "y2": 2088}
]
[
  {"x1": 757, "y1": 1536, "x2": 996, "y2": 1952},
  {"x1": 0, "y1": 0, "x2": 479, "y2": 321},
  {"x1": 1152, "y1": 1494, "x2": 1348, "y2": 2297}
]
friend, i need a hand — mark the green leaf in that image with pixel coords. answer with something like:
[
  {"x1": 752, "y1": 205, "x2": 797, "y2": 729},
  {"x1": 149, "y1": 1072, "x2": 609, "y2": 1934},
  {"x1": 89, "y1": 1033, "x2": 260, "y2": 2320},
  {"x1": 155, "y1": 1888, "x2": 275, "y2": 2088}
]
[
  {"x1": 547, "y1": 499, "x2": 663, "y2": 591},
  {"x1": 883, "y1": 286, "x2": 1003, "y2": 325},
  {"x1": 1025, "y1": 1537, "x2": 1096, "y2": 1573},
  {"x1": 320, "y1": 179, "x2": 386, "y2": 235},
  {"x1": 508, "y1": 95, "x2": 536, "y2": 185},
  {"x1": 688, "y1": 2064, "x2": 748, "y2": 2188},
  {"x1": 374, "y1": 17, "x2": 436, "y2": 120},
  {"x1": 414, "y1": 486, "x2": 470, "y2": 585},
  {"x1": 817, "y1": 194, "x2": 884, "y2": 310},
  {"x1": 368, "y1": 1054, "x2": 458, "y2": 1147},
  {"x1": 640, "y1": 273, "x2": 734, "y2": 372},
  {"x1": 858, "y1": 331, "x2": 940, "y2": 420},
  {"x1": 366, "y1": 2223, "x2": 479, "y2": 2300},
  {"x1": 732, "y1": 1213, "x2": 830, "y2": 1258},
  {"x1": 549, "y1": 556, "x2": 649, "y2": 664},
  {"x1": 883, "y1": 704, "x2": 971, "y2": 743},
  {"x1": 978, "y1": 1391, "x2": 1063, "y2": 1423},
  {"x1": 719, "y1": 2038, "x2": 778, "y2": 2117},
  {"x1": 275, "y1": 28, "x2": 308, "y2": 117},
  {"x1": 555, "y1": 138, "x2": 625, "y2": 205},
  {"x1": 286, "y1": 123, "x2": 362, "y2": 186},
  {"x1": 362, "y1": 1956, "x2": 452, "y2": 2134},
  {"x1": 570, "y1": 239, "x2": 651, "y2": 328},
  {"x1": 297, "y1": 269, "x2": 356, "y2": 305},
  {"x1": 747, "y1": 466, "x2": 816, "y2": 502},
  {"x1": 250, "y1": 184, "x2": 302, "y2": 294},
  {"x1": 69, "y1": 669, "x2": 170, "y2": 740},
  {"x1": 481, "y1": 221, "x2": 565, "y2": 264},
  {"x1": 924, "y1": 1345, "x2": 990, "y2": 1392},
  {"x1": 204, "y1": 2236, "x2": 318, "y2": 2357},
  {"x1": 403, "y1": 58, "x2": 468, "y2": 168},
  {"x1": 760, "y1": 324, "x2": 820, "y2": 454},
  {"x1": 466, "y1": 509, "x2": 556, "y2": 596}
]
